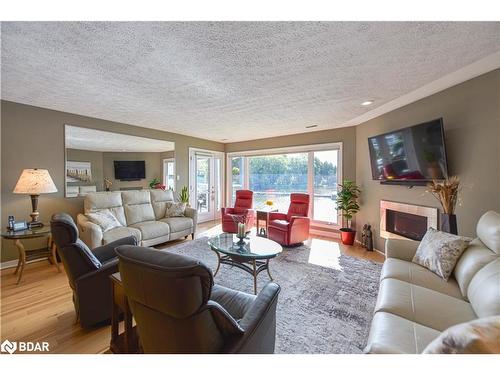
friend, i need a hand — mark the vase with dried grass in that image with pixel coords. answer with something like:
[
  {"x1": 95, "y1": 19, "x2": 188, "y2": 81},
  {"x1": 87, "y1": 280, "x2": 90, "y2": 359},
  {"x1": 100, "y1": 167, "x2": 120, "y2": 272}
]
[{"x1": 427, "y1": 176, "x2": 460, "y2": 234}]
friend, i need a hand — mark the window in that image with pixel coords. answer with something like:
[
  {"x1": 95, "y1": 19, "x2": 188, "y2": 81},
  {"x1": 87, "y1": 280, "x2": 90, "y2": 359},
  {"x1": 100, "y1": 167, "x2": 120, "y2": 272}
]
[
  {"x1": 163, "y1": 159, "x2": 175, "y2": 191},
  {"x1": 249, "y1": 153, "x2": 308, "y2": 212},
  {"x1": 227, "y1": 143, "x2": 342, "y2": 225}
]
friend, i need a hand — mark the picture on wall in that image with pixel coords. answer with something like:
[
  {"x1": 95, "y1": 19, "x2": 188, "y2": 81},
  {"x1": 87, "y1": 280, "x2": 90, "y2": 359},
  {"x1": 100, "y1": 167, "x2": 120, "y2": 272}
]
[{"x1": 66, "y1": 160, "x2": 92, "y2": 183}]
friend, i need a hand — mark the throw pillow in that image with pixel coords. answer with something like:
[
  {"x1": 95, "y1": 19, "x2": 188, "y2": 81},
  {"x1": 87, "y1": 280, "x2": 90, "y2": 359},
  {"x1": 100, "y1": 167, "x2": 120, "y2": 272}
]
[
  {"x1": 423, "y1": 316, "x2": 500, "y2": 354},
  {"x1": 165, "y1": 202, "x2": 187, "y2": 217},
  {"x1": 412, "y1": 227, "x2": 471, "y2": 280},
  {"x1": 86, "y1": 209, "x2": 122, "y2": 232}
]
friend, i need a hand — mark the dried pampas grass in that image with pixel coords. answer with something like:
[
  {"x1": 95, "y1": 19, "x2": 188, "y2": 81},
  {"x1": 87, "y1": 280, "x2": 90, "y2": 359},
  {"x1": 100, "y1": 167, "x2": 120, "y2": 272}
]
[{"x1": 427, "y1": 176, "x2": 460, "y2": 214}]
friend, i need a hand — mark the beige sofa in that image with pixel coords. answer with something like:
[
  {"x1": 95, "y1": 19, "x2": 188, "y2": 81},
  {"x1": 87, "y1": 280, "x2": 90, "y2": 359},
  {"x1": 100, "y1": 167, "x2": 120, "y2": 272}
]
[
  {"x1": 76, "y1": 190, "x2": 197, "y2": 249},
  {"x1": 365, "y1": 210, "x2": 500, "y2": 354}
]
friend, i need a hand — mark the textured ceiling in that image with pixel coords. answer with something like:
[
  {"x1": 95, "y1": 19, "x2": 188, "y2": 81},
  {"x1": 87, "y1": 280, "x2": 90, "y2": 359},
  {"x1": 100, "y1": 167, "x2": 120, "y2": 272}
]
[
  {"x1": 2, "y1": 22, "x2": 500, "y2": 142},
  {"x1": 65, "y1": 125, "x2": 175, "y2": 152}
]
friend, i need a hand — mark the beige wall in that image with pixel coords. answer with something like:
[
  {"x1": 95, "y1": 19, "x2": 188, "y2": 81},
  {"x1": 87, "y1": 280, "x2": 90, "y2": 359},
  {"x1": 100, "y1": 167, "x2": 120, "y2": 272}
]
[
  {"x1": 224, "y1": 126, "x2": 357, "y2": 182},
  {"x1": 102, "y1": 152, "x2": 162, "y2": 190},
  {"x1": 1, "y1": 100, "x2": 223, "y2": 262},
  {"x1": 355, "y1": 69, "x2": 500, "y2": 251}
]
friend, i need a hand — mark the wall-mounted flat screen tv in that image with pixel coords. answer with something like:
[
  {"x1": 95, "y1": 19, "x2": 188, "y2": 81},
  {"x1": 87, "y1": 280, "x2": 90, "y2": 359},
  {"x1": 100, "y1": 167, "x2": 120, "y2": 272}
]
[
  {"x1": 114, "y1": 160, "x2": 146, "y2": 180},
  {"x1": 368, "y1": 118, "x2": 448, "y2": 182}
]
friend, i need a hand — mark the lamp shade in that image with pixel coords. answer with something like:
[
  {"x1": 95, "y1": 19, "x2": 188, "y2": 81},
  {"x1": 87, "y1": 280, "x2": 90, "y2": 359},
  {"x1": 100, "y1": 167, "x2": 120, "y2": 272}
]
[{"x1": 13, "y1": 169, "x2": 58, "y2": 195}]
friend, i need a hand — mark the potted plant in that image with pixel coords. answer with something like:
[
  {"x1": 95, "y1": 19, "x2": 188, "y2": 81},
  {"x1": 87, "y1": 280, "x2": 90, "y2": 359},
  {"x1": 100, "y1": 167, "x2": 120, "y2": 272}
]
[
  {"x1": 178, "y1": 186, "x2": 190, "y2": 206},
  {"x1": 427, "y1": 176, "x2": 460, "y2": 234},
  {"x1": 335, "y1": 180, "x2": 361, "y2": 245}
]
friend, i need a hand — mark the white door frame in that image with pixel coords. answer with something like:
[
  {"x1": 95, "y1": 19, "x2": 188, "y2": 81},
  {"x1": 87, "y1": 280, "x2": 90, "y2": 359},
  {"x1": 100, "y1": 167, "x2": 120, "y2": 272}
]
[{"x1": 189, "y1": 148, "x2": 225, "y2": 223}]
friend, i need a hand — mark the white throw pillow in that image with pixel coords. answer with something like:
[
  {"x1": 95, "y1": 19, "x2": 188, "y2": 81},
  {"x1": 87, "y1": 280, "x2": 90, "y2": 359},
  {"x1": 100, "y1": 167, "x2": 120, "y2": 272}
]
[
  {"x1": 165, "y1": 202, "x2": 186, "y2": 218},
  {"x1": 412, "y1": 227, "x2": 471, "y2": 280},
  {"x1": 86, "y1": 209, "x2": 122, "y2": 232}
]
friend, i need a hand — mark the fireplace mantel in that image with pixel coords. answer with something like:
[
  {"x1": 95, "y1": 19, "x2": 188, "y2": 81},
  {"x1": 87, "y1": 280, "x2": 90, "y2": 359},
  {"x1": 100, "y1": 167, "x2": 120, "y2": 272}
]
[{"x1": 380, "y1": 200, "x2": 438, "y2": 241}]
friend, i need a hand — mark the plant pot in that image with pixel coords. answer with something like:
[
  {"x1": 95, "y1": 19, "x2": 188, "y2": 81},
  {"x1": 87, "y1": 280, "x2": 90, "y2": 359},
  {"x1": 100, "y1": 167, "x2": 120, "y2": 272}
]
[
  {"x1": 340, "y1": 228, "x2": 356, "y2": 246},
  {"x1": 440, "y1": 213, "x2": 458, "y2": 235}
]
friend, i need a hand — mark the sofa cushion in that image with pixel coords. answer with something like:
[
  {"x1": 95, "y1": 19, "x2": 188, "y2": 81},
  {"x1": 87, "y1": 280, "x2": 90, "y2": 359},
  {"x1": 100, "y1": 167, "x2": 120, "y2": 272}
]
[
  {"x1": 160, "y1": 217, "x2": 194, "y2": 233},
  {"x1": 122, "y1": 191, "x2": 155, "y2": 225},
  {"x1": 453, "y1": 238, "x2": 499, "y2": 299},
  {"x1": 423, "y1": 316, "x2": 500, "y2": 354},
  {"x1": 467, "y1": 258, "x2": 500, "y2": 318},
  {"x1": 103, "y1": 226, "x2": 142, "y2": 245},
  {"x1": 268, "y1": 220, "x2": 290, "y2": 231},
  {"x1": 374, "y1": 278, "x2": 476, "y2": 331},
  {"x1": 364, "y1": 312, "x2": 441, "y2": 354},
  {"x1": 380, "y1": 258, "x2": 462, "y2": 299},
  {"x1": 412, "y1": 228, "x2": 471, "y2": 280},
  {"x1": 130, "y1": 220, "x2": 170, "y2": 240},
  {"x1": 150, "y1": 189, "x2": 175, "y2": 220},
  {"x1": 84, "y1": 192, "x2": 127, "y2": 226},
  {"x1": 476, "y1": 210, "x2": 500, "y2": 254}
]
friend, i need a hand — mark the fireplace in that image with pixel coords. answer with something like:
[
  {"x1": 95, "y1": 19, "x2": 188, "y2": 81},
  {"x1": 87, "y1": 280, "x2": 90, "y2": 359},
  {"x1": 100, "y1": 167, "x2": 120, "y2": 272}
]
[{"x1": 380, "y1": 200, "x2": 438, "y2": 241}]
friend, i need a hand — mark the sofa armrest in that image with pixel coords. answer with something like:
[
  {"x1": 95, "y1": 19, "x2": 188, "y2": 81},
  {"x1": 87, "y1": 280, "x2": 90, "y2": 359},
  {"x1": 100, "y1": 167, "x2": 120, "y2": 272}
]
[
  {"x1": 385, "y1": 238, "x2": 420, "y2": 261},
  {"x1": 290, "y1": 215, "x2": 310, "y2": 226},
  {"x1": 221, "y1": 207, "x2": 235, "y2": 216},
  {"x1": 184, "y1": 206, "x2": 198, "y2": 234},
  {"x1": 269, "y1": 212, "x2": 287, "y2": 221},
  {"x1": 77, "y1": 213, "x2": 103, "y2": 249},
  {"x1": 92, "y1": 236, "x2": 137, "y2": 263}
]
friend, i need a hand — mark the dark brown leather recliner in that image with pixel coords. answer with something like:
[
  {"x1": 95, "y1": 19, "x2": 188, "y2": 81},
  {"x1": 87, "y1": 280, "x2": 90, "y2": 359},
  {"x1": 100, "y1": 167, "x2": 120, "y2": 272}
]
[
  {"x1": 50, "y1": 213, "x2": 137, "y2": 328},
  {"x1": 116, "y1": 245, "x2": 281, "y2": 353}
]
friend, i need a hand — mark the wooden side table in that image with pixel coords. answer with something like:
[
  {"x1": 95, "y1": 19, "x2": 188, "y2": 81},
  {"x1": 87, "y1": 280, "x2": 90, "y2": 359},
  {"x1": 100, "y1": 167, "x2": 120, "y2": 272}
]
[
  {"x1": 256, "y1": 208, "x2": 278, "y2": 237},
  {"x1": 1, "y1": 225, "x2": 60, "y2": 284},
  {"x1": 110, "y1": 272, "x2": 140, "y2": 354}
]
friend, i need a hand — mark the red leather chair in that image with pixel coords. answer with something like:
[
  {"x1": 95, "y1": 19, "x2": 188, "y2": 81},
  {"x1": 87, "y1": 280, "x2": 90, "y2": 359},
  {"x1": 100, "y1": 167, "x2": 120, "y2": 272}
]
[
  {"x1": 221, "y1": 190, "x2": 255, "y2": 233},
  {"x1": 268, "y1": 193, "x2": 310, "y2": 246}
]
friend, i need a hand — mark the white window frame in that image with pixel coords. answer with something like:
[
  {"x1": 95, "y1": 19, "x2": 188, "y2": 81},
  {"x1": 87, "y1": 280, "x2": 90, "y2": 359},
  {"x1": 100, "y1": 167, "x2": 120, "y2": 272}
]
[
  {"x1": 226, "y1": 142, "x2": 343, "y2": 228},
  {"x1": 163, "y1": 158, "x2": 175, "y2": 190}
]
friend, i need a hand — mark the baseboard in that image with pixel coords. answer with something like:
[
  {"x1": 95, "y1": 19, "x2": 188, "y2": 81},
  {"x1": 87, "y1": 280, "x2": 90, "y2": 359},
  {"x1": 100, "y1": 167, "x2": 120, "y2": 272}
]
[
  {"x1": 310, "y1": 227, "x2": 341, "y2": 238},
  {"x1": 354, "y1": 239, "x2": 385, "y2": 256},
  {"x1": 1, "y1": 257, "x2": 46, "y2": 270}
]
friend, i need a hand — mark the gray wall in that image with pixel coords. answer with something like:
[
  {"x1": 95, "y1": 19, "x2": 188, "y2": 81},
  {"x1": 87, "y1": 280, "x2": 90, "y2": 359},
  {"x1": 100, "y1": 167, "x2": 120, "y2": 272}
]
[
  {"x1": 1, "y1": 100, "x2": 223, "y2": 262},
  {"x1": 355, "y1": 69, "x2": 500, "y2": 251}
]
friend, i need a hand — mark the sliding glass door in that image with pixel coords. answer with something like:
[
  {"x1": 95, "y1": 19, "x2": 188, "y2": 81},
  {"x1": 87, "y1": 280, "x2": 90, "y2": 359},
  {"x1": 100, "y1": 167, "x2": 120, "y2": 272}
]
[{"x1": 227, "y1": 143, "x2": 341, "y2": 225}]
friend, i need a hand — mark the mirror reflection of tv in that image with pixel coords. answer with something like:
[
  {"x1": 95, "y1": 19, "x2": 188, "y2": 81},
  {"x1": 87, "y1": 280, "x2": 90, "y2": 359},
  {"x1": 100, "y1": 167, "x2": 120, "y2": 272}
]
[
  {"x1": 368, "y1": 118, "x2": 448, "y2": 183},
  {"x1": 114, "y1": 161, "x2": 146, "y2": 180}
]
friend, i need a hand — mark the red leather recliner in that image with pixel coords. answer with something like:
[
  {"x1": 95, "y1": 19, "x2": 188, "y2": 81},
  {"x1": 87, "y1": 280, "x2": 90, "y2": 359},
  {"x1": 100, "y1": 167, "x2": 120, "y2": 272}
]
[
  {"x1": 221, "y1": 190, "x2": 255, "y2": 233},
  {"x1": 267, "y1": 193, "x2": 310, "y2": 246}
]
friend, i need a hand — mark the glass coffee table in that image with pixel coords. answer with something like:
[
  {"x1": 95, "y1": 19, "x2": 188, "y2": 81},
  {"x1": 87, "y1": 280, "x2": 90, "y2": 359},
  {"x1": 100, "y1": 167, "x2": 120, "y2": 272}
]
[{"x1": 208, "y1": 233, "x2": 282, "y2": 294}]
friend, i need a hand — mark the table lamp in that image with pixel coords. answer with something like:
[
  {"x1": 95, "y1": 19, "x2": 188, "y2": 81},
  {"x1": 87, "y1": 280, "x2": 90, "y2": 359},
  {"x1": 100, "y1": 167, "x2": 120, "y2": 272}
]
[{"x1": 13, "y1": 168, "x2": 58, "y2": 228}]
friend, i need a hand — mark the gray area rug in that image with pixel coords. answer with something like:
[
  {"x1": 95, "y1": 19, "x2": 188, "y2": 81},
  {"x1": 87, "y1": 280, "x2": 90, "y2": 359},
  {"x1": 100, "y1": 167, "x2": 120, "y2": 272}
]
[{"x1": 166, "y1": 237, "x2": 382, "y2": 354}]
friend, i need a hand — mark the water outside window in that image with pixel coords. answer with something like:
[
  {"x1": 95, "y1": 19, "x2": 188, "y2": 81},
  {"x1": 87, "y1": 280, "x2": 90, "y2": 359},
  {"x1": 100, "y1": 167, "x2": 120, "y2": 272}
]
[{"x1": 248, "y1": 153, "x2": 308, "y2": 212}]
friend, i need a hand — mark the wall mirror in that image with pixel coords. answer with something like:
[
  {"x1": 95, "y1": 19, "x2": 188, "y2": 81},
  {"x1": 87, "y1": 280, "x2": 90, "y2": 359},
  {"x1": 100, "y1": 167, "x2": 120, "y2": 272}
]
[{"x1": 64, "y1": 125, "x2": 175, "y2": 198}]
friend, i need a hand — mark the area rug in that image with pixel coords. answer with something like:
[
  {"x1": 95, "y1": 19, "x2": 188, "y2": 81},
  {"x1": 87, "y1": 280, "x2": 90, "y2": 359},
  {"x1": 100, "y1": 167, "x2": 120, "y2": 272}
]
[{"x1": 165, "y1": 236, "x2": 382, "y2": 354}]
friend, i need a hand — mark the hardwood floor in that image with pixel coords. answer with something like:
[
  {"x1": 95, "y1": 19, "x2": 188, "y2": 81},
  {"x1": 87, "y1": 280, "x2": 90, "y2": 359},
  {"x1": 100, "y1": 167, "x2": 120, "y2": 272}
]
[{"x1": 0, "y1": 220, "x2": 384, "y2": 354}]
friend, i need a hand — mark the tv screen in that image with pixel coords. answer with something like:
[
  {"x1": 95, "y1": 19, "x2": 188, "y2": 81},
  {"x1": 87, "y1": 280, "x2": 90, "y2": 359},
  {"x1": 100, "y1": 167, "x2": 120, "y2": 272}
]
[
  {"x1": 114, "y1": 161, "x2": 146, "y2": 180},
  {"x1": 368, "y1": 118, "x2": 448, "y2": 181}
]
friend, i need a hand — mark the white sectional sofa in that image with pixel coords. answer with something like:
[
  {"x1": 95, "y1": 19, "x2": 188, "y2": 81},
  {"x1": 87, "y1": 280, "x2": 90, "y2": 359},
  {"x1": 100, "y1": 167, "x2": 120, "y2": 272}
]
[
  {"x1": 76, "y1": 190, "x2": 197, "y2": 249},
  {"x1": 365, "y1": 210, "x2": 500, "y2": 354}
]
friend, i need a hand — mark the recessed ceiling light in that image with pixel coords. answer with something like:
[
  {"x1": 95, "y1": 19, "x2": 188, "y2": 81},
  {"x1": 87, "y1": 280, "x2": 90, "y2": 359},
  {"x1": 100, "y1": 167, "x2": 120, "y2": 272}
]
[
  {"x1": 361, "y1": 100, "x2": 374, "y2": 106},
  {"x1": 221, "y1": 139, "x2": 228, "y2": 141},
  {"x1": 305, "y1": 125, "x2": 318, "y2": 129}
]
